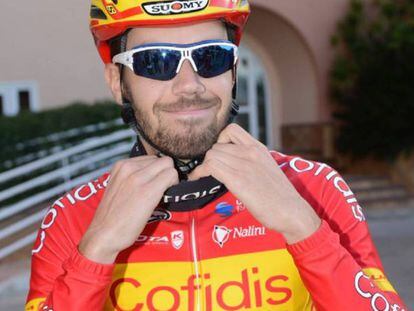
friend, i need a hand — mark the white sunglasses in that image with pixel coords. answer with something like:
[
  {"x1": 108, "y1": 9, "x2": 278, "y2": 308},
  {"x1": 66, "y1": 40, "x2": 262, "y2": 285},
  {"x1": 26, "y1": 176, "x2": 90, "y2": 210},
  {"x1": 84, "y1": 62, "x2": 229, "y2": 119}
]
[{"x1": 112, "y1": 39, "x2": 238, "y2": 81}]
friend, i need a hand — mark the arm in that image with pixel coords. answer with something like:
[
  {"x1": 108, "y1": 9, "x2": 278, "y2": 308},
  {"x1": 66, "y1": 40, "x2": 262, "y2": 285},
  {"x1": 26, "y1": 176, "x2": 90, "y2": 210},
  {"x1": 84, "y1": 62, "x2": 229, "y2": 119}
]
[
  {"x1": 25, "y1": 185, "x2": 115, "y2": 311},
  {"x1": 286, "y1": 166, "x2": 409, "y2": 310},
  {"x1": 26, "y1": 157, "x2": 179, "y2": 311}
]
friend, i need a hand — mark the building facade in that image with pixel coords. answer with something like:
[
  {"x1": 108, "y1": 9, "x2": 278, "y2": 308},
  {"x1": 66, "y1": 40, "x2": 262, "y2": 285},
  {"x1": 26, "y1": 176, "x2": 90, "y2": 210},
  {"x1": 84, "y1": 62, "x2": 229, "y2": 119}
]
[{"x1": 0, "y1": 0, "x2": 352, "y2": 150}]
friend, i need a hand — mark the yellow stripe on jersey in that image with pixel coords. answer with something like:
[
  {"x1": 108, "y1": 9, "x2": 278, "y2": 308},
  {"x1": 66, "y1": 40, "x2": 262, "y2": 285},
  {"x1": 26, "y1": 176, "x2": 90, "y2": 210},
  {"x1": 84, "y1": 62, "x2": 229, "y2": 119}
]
[
  {"x1": 104, "y1": 249, "x2": 314, "y2": 310},
  {"x1": 362, "y1": 267, "x2": 397, "y2": 293},
  {"x1": 25, "y1": 297, "x2": 46, "y2": 311}
]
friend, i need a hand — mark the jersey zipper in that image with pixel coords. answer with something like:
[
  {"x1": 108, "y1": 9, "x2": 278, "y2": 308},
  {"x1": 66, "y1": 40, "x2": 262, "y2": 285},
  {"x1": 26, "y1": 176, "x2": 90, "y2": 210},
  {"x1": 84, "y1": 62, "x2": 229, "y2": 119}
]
[{"x1": 190, "y1": 211, "x2": 202, "y2": 311}]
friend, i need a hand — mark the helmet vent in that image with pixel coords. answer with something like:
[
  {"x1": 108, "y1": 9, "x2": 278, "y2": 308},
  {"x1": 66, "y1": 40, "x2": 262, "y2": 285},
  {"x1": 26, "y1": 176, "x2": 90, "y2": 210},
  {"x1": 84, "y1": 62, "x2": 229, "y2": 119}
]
[{"x1": 90, "y1": 5, "x2": 108, "y2": 20}]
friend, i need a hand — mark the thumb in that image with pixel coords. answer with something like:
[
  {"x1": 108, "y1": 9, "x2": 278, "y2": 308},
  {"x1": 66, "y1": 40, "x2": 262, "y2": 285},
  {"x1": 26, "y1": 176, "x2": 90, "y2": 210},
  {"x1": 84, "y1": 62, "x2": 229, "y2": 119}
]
[{"x1": 188, "y1": 164, "x2": 210, "y2": 181}]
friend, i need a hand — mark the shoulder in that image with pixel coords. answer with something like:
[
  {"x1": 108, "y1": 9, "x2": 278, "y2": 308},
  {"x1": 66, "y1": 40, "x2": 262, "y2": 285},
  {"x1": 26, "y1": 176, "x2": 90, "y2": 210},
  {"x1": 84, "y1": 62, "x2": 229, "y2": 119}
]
[
  {"x1": 38, "y1": 173, "x2": 111, "y2": 241},
  {"x1": 52, "y1": 173, "x2": 110, "y2": 210},
  {"x1": 31, "y1": 173, "x2": 111, "y2": 257},
  {"x1": 269, "y1": 150, "x2": 338, "y2": 184},
  {"x1": 269, "y1": 151, "x2": 362, "y2": 221}
]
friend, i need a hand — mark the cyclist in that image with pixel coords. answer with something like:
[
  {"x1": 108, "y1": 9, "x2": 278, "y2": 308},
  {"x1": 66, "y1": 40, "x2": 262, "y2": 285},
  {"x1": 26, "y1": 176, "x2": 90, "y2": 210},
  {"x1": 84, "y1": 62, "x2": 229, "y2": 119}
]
[{"x1": 26, "y1": 0, "x2": 408, "y2": 310}]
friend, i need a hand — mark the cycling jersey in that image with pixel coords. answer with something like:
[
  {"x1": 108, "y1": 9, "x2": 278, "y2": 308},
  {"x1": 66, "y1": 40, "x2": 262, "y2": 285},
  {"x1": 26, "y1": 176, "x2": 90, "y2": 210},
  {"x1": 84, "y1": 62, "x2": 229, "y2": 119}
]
[{"x1": 25, "y1": 151, "x2": 408, "y2": 310}]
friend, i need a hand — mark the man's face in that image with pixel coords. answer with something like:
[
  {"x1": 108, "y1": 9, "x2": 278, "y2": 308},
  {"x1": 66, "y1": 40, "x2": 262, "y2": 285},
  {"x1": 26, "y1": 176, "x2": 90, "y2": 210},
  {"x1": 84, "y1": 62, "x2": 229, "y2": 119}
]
[{"x1": 121, "y1": 20, "x2": 234, "y2": 159}]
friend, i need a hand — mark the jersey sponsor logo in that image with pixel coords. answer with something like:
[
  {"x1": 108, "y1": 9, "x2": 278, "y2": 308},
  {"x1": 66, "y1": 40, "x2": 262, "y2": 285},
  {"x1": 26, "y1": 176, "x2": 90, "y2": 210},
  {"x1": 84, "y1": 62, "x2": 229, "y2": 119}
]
[
  {"x1": 147, "y1": 209, "x2": 172, "y2": 224},
  {"x1": 163, "y1": 184, "x2": 222, "y2": 203},
  {"x1": 135, "y1": 235, "x2": 170, "y2": 245},
  {"x1": 285, "y1": 157, "x2": 366, "y2": 222},
  {"x1": 212, "y1": 225, "x2": 266, "y2": 247},
  {"x1": 236, "y1": 199, "x2": 246, "y2": 212},
  {"x1": 53, "y1": 175, "x2": 110, "y2": 209},
  {"x1": 142, "y1": 0, "x2": 209, "y2": 16},
  {"x1": 171, "y1": 230, "x2": 185, "y2": 249},
  {"x1": 354, "y1": 271, "x2": 404, "y2": 311},
  {"x1": 212, "y1": 225, "x2": 232, "y2": 247},
  {"x1": 215, "y1": 202, "x2": 235, "y2": 217},
  {"x1": 32, "y1": 208, "x2": 59, "y2": 254},
  {"x1": 105, "y1": 4, "x2": 117, "y2": 15},
  {"x1": 109, "y1": 267, "x2": 293, "y2": 311},
  {"x1": 25, "y1": 298, "x2": 46, "y2": 311},
  {"x1": 363, "y1": 268, "x2": 397, "y2": 294},
  {"x1": 32, "y1": 177, "x2": 110, "y2": 255}
]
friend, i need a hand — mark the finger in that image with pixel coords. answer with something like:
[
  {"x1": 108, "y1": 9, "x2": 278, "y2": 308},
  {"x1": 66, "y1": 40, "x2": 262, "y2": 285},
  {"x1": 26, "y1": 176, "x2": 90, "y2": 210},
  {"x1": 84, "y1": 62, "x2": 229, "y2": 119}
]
[
  {"x1": 206, "y1": 148, "x2": 250, "y2": 171},
  {"x1": 212, "y1": 143, "x2": 271, "y2": 164},
  {"x1": 105, "y1": 157, "x2": 172, "y2": 202},
  {"x1": 119, "y1": 167, "x2": 178, "y2": 221},
  {"x1": 146, "y1": 167, "x2": 179, "y2": 203},
  {"x1": 103, "y1": 157, "x2": 159, "y2": 201},
  {"x1": 110, "y1": 156, "x2": 159, "y2": 181},
  {"x1": 217, "y1": 123, "x2": 260, "y2": 146},
  {"x1": 188, "y1": 163, "x2": 210, "y2": 181},
  {"x1": 191, "y1": 156, "x2": 237, "y2": 186},
  {"x1": 212, "y1": 143, "x2": 248, "y2": 160},
  {"x1": 132, "y1": 157, "x2": 176, "y2": 184},
  {"x1": 190, "y1": 146, "x2": 249, "y2": 182}
]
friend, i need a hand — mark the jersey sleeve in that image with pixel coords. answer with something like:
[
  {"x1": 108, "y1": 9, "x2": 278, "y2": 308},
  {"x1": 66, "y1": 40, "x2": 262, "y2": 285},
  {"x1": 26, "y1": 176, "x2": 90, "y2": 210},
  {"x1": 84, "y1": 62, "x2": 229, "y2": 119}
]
[
  {"x1": 25, "y1": 178, "x2": 115, "y2": 311},
  {"x1": 286, "y1": 162, "x2": 409, "y2": 310}
]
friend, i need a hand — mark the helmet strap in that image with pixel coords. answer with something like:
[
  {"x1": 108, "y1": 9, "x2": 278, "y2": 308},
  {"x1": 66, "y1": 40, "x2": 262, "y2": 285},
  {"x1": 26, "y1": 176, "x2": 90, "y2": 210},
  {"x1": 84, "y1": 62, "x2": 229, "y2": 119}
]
[{"x1": 229, "y1": 65, "x2": 240, "y2": 122}]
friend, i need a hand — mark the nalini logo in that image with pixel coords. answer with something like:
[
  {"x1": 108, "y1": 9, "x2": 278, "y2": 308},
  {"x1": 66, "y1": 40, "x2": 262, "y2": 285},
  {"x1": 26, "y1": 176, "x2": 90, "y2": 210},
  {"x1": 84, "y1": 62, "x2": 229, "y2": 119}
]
[
  {"x1": 143, "y1": 0, "x2": 209, "y2": 16},
  {"x1": 212, "y1": 225, "x2": 266, "y2": 248},
  {"x1": 212, "y1": 225, "x2": 232, "y2": 247},
  {"x1": 215, "y1": 202, "x2": 234, "y2": 217},
  {"x1": 171, "y1": 230, "x2": 184, "y2": 249}
]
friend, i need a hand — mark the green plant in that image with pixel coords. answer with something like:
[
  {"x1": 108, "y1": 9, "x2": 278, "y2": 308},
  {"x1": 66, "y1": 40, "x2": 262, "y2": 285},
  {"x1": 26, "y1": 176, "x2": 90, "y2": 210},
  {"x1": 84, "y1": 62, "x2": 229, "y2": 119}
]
[
  {"x1": 0, "y1": 100, "x2": 125, "y2": 170},
  {"x1": 331, "y1": 0, "x2": 414, "y2": 161}
]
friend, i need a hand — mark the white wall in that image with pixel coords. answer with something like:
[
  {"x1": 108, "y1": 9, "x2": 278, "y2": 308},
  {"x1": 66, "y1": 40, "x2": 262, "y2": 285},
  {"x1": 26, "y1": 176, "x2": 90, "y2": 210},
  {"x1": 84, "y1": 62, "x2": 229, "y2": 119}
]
[{"x1": 0, "y1": 0, "x2": 111, "y2": 110}]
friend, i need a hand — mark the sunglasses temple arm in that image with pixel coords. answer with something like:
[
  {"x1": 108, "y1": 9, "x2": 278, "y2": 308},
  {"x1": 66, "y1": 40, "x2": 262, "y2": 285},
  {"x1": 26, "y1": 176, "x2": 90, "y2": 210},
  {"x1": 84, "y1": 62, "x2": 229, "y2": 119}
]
[{"x1": 113, "y1": 52, "x2": 134, "y2": 71}]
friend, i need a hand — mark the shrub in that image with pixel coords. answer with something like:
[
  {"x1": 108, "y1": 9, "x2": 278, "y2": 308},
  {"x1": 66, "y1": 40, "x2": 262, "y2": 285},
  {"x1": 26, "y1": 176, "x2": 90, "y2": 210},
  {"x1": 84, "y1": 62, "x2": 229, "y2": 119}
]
[
  {"x1": 0, "y1": 100, "x2": 125, "y2": 170},
  {"x1": 330, "y1": 0, "x2": 414, "y2": 161}
]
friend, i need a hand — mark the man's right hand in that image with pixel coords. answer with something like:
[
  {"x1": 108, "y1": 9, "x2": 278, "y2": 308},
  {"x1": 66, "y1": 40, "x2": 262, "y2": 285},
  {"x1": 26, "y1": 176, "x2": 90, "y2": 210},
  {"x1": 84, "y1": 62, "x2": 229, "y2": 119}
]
[{"x1": 78, "y1": 156, "x2": 179, "y2": 264}]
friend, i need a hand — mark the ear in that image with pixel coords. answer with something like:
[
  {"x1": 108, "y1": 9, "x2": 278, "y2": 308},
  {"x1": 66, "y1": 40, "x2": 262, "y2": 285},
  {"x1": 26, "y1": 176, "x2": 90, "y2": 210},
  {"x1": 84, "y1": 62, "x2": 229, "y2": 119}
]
[{"x1": 104, "y1": 63, "x2": 123, "y2": 106}]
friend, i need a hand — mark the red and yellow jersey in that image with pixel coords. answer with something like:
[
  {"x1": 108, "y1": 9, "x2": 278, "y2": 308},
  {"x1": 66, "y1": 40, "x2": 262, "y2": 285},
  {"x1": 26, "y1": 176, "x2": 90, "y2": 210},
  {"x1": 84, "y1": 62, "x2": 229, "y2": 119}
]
[{"x1": 25, "y1": 152, "x2": 409, "y2": 310}]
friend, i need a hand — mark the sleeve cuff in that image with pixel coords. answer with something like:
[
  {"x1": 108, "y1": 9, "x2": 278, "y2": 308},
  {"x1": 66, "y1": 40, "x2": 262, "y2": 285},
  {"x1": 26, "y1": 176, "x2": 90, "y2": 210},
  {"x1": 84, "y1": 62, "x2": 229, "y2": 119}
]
[
  {"x1": 63, "y1": 246, "x2": 115, "y2": 278},
  {"x1": 286, "y1": 220, "x2": 339, "y2": 258}
]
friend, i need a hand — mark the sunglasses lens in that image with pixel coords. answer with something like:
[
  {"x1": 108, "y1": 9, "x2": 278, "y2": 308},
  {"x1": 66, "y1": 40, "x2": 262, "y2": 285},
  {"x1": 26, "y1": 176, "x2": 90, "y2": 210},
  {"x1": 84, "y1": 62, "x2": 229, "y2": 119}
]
[
  {"x1": 132, "y1": 49, "x2": 181, "y2": 81},
  {"x1": 192, "y1": 45, "x2": 235, "y2": 78}
]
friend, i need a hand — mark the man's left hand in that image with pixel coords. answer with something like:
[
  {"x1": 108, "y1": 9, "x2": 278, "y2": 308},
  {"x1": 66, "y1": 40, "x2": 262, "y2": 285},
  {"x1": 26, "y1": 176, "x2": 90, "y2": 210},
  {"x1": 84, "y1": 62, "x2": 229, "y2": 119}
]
[{"x1": 189, "y1": 124, "x2": 321, "y2": 244}]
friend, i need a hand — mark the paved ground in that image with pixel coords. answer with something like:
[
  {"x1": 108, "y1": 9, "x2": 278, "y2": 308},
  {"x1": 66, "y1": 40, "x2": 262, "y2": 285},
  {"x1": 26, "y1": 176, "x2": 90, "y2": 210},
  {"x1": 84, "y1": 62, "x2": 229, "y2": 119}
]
[
  {"x1": 0, "y1": 208, "x2": 413, "y2": 310},
  {"x1": 365, "y1": 207, "x2": 414, "y2": 307}
]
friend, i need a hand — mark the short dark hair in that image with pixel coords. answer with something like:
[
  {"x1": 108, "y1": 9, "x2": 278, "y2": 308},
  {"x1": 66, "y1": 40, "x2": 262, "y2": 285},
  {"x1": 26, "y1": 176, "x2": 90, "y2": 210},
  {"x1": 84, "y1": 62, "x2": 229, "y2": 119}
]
[{"x1": 109, "y1": 21, "x2": 237, "y2": 59}]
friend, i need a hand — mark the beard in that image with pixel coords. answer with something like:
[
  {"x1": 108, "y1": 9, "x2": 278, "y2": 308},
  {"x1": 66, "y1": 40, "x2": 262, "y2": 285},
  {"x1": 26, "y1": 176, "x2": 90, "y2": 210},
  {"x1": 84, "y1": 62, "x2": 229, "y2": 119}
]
[{"x1": 124, "y1": 86, "x2": 231, "y2": 159}]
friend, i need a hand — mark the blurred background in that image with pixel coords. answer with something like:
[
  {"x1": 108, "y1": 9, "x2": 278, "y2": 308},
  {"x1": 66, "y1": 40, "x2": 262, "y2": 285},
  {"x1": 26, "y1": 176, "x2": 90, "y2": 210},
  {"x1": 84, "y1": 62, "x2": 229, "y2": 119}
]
[{"x1": 0, "y1": 0, "x2": 413, "y2": 309}]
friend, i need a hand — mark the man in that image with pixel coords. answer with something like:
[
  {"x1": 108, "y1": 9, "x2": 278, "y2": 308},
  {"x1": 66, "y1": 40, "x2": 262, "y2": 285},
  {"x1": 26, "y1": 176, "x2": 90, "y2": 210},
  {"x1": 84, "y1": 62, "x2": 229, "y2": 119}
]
[{"x1": 26, "y1": 1, "x2": 408, "y2": 310}]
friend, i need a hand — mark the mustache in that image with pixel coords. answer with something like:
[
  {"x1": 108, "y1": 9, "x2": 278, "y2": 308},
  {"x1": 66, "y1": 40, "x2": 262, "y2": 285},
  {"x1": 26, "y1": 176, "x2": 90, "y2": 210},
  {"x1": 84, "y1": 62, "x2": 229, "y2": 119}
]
[{"x1": 154, "y1": 95, "x2": 221, "y2": 113}]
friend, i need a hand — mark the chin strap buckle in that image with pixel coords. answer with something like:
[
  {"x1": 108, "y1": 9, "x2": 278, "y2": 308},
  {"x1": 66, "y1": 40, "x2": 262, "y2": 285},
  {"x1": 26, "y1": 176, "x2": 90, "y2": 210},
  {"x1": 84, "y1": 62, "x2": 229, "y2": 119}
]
[{"x1": 173, "y1": 158, "x2": 203, "y2": 181}]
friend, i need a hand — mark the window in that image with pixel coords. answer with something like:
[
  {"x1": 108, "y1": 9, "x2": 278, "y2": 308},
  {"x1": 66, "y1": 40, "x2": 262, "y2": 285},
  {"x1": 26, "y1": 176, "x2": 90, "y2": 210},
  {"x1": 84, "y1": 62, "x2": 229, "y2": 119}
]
[
  {"x1": 19, "y1": 90, "x2": 31, "y2": 112},
  {"x1": 0, "y1": 81, "x2": 39, "y2": 116},
  {"x1": 236, "y1": 45, "x2": 271, "y2": 146}
]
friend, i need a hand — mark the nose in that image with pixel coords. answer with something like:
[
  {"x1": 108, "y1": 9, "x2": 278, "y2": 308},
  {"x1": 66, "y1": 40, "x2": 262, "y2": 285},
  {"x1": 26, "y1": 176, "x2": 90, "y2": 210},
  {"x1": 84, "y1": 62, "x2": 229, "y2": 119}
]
[{"x1": 172, "y1": 59, "x2": 206, "y2": 97}]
